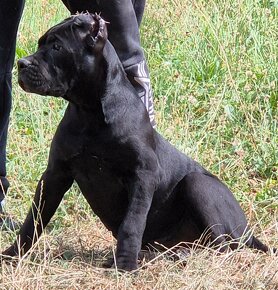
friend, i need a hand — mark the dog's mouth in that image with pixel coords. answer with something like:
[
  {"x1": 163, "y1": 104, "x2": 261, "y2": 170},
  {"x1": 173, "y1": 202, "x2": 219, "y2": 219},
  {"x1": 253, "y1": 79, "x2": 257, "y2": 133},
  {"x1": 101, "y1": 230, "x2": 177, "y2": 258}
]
[
  {"x1": 18, "y1": 78, "x2": 28, "y2": 92},
  {"x1": 18, "y1": 66, "x2": 46, "y2": 94},
  {"x1": 18, "y1": 68, "x2": 66, "y2": 97}
]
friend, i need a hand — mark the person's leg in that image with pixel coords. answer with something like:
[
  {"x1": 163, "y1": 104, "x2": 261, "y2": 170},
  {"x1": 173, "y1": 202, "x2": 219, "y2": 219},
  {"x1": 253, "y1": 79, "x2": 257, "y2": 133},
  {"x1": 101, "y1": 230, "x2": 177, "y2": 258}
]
[
  {"x1": 99, "y1": 0, "x2": 155, "y2": 126},
  {"x1": 0, "y1": 0, "x2": 25, "y2": 228},
  {"x1": 61, "y1": 0, "x2": 155, "y2": 126},
  {"x1": 132, "y1": 0, "x2": 146, "y2": 26}
]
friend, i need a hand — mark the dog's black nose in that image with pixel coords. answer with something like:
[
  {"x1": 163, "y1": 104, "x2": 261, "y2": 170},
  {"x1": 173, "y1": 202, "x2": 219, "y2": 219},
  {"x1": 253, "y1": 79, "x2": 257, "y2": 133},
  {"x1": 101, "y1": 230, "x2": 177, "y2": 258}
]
[{"x1": 18, "y1": 58, "x2": 31, "y2": 69}]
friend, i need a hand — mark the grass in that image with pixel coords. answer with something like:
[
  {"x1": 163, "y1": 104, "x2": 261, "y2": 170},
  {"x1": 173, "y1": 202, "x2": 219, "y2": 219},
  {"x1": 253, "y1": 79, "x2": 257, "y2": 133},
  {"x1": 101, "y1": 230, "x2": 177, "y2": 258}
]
[{"x1": 1, "y1": 0, "x2": 278, "y2": 289}]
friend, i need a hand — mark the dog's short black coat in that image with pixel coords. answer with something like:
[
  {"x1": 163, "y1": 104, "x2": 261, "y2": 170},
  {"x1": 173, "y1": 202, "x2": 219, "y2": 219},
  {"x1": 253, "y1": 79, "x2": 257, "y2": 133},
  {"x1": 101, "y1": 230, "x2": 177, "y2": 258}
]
[{"x1": 2, "y1": 14, "x2": 274, "y2": 271}]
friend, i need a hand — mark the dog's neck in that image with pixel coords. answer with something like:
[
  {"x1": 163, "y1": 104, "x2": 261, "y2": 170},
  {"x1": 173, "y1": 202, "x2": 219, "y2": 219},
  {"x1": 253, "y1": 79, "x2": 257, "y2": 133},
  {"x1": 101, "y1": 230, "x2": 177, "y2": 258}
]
[
  {"x1": 101, "y1": 42, "x2": 145, "y2": 126},
  {"x1": 63, "y1": 55, "x2": 107, "y2": 110}
]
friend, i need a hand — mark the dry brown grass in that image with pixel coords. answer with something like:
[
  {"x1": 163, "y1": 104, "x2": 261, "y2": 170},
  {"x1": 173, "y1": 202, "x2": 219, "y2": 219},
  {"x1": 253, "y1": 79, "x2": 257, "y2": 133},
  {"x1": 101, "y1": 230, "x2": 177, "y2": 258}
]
[{"x1": 1, "y1": 211, "x2": 277, "y2": 290}]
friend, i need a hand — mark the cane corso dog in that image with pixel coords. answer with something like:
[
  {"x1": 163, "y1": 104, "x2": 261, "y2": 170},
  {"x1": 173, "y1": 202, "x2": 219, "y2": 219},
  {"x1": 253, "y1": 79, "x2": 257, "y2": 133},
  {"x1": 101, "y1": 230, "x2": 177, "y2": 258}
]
[{"x1": 2, "y1": 14, "x2": 274, "y2": 271}]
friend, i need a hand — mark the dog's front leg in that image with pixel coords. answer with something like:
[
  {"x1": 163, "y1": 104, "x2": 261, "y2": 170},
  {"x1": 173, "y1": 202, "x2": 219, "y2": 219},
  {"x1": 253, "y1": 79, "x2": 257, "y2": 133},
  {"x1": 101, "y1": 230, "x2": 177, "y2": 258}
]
[
  {"x1": 116, "y1": 171, "x2": 157, "y2": 271},
  {"x1": 2, "y1": 167, "x2": 73, "y2": 258}
]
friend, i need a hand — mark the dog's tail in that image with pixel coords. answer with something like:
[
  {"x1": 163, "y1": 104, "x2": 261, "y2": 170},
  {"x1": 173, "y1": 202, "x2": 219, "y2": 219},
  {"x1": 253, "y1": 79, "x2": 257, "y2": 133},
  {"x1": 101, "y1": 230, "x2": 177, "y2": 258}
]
[{"x1": 248, "y1": 235, "x2": 276, "y2": 254}]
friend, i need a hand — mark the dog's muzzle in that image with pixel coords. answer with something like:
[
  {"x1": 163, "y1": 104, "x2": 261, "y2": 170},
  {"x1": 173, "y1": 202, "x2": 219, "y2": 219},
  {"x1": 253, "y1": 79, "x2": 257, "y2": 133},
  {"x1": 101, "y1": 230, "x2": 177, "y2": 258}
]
[{"x1": 18, "y1": 57, "x2": 47, "y2": 94}]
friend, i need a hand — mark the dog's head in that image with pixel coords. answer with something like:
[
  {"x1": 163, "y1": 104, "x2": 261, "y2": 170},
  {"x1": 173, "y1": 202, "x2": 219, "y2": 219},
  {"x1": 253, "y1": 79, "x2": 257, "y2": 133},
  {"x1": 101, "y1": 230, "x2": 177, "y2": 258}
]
[{"x1": 18, "y1": 13, "x2": 108, "y2": 97}]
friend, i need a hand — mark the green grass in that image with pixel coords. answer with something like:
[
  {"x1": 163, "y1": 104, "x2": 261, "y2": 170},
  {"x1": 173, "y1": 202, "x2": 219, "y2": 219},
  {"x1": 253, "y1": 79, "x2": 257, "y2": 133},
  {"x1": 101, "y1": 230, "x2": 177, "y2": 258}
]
[{"x1": 1, "y1": 0, "x2": 277, "y2": 289}]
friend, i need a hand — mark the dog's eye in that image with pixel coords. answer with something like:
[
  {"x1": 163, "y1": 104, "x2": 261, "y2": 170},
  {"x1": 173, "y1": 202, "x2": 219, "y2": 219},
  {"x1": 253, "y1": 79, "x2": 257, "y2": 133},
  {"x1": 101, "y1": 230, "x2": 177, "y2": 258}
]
[{"x1": 52, "y1": 43, "x2": 62, "y2": 51}]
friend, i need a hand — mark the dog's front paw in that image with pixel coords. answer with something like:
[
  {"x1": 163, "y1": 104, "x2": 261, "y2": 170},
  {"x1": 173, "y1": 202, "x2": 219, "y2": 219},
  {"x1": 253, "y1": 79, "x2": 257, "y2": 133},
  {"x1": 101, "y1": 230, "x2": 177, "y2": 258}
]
[
  {"x1": 115, "y1": 256, "x2": 138, "y2": 272},
  {"x1": 1, "y1": 243, "x2": 19, "y2": 259},
  {"x1": 0, "y1": 247, "x2": 18, "y2": 266}
]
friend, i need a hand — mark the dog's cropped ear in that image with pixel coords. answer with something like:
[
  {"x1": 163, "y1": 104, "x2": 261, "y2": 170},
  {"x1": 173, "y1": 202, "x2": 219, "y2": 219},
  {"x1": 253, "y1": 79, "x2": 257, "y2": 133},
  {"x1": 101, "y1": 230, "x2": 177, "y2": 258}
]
[
  {"x1": 86, "y1": 14, "x2": 108, "y2": 53},
  {"x1": 73, "y1": 17, "x2": 84, "y2": 27}
]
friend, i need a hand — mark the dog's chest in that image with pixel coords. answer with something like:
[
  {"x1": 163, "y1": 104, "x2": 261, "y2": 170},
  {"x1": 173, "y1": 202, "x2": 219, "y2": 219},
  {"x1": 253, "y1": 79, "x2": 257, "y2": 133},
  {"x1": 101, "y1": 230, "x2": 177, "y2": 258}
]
[
  {"x1": 56, "y1": 120, "x2": 140, "y2": 230},
  {"x1": 68, "y1": 136, "x2": 137, "y2": 206},
  {"x1": 69, "y1": 149, "x2": 130, "y2": 232},
  {"x1": 70, "y1": 144, "x2": 126, "y2": 185},
  {"x1": 69, "y1": 137, "x2": 137, "y2": 177}
]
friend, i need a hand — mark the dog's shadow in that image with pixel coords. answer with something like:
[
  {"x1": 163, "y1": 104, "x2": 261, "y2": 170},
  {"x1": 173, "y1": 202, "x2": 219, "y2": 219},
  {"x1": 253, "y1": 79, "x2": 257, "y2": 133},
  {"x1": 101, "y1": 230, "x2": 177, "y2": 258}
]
[
  {"x1": 50, "y1": 242, "x2": 114, "y2": 268},
  {"x1": 50, "y1": 242, "x2": 190, "y2": 269}
]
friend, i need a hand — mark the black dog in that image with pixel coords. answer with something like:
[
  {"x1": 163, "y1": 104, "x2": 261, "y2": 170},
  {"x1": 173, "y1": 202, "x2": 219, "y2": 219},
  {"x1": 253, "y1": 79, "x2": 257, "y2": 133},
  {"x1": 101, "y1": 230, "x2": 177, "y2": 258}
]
[{"x1": 2, "y1": 14, "x2": 273, "y2": 271}]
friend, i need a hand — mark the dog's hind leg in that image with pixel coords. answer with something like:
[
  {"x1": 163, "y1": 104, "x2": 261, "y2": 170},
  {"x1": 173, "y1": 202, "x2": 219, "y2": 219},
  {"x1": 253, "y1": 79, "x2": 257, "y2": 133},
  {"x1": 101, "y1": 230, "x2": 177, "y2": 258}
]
[
  {"x1": 2, "y1": 166, "x2": 73, "y2": 258},
  {"x1": 175, "y1": 172, "x2": 270, "y2": 252}
]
